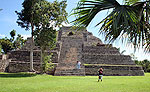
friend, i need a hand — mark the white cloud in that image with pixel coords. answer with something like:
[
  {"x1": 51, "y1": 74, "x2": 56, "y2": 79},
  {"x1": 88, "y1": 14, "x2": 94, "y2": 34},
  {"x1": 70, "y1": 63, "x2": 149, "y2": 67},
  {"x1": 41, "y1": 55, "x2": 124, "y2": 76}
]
[
  {"x1": 0, "y1": 34, "x2": 5, "y2": 38},
  {"x1": 119, "y1": 45, "x2": 150, "y2": 61},
  {"x1": 21, "y1": 34, "x2": 31, "y2": 39}
]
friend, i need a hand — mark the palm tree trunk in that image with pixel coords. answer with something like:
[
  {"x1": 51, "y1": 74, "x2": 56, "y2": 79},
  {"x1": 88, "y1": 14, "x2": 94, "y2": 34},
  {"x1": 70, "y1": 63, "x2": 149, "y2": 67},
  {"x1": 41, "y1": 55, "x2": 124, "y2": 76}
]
[
  {"x1": 30, "y1": 23, "x2": 34, "y2": 72},
  {"x1": 40, "y1": 47, "x2": 44, "y2": 73}
]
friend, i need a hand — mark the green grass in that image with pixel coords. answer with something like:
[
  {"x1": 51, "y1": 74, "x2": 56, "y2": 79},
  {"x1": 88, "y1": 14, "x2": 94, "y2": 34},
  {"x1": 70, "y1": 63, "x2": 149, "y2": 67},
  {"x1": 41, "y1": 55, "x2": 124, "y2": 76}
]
[{"x1": 0, "y1": 73, "x2": 150, "y2": 92}]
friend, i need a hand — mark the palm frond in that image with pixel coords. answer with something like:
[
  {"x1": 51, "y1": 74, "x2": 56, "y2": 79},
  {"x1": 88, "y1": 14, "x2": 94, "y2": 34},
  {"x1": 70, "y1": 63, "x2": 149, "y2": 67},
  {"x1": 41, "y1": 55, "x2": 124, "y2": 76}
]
[
  {"x1": 97, "y1": 1, "x2": 150, "y2": 50},
  {"x1": 71, "y1": 0, "x2": 150, "y2": 52},
  {"x1": 71, "y1": 0, "x2": 120, "y2": 28}
]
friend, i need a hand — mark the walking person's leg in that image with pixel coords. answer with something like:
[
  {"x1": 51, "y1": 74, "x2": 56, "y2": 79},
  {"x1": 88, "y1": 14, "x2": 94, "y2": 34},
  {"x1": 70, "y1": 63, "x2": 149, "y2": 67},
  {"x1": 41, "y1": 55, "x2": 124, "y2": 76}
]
[
  {"x1": 77, "y1": 64, "x2": 79, "y2": 69},
  {"x1": 100, "y1": 75, "x2": 103, "y2": 81},
  {"x1": 98, "y1": 75, "x2": 100, "y2": 82}
]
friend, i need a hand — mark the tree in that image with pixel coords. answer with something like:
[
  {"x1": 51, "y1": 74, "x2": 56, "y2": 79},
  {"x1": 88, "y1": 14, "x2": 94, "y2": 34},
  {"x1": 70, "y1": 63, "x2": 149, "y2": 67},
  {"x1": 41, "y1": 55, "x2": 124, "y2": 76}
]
[
  {"x1": 16, "y1": 0, "x2": 68, "y2": 72},
  {"x1": 16, "y1": 0, "x2": 43, "y2": 72},
  {"x1": 0, "y1": 38, "x2": 14, "y2": 54},
  {"x1": 13, "y1": 34, "x2": 26, "y2": 50},
  {"x1": 0, "y1": 44, "x2": 2, "y2": 55},
  {"x1": 71, "y1": 0, "x2": 150, "y2": 52},
  {"x1": 136, "y1": 59, "x2": 150, "y2": 72},
  {"x1": 0, "y1": 30, "x2": 26, "y2": 54},
  {"x1": 33, "y1": 0, "x2": 67, "y2": 73},
  {"x1": 35, "y1": 27, "x2": 56, "y2": 72},
  {"x1": 10, "y1": 29, "x2": 16, "y2": 42}
]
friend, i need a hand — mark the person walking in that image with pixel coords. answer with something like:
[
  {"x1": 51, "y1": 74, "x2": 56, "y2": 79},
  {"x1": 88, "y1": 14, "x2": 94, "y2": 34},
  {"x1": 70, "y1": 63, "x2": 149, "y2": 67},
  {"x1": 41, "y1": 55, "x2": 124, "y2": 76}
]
[
  {"x1": 76, "y1": 61, "x2": 81, "y2": 69},
  {"x1": 98, "y1": 68, "x2": 103, "y2": 82}
]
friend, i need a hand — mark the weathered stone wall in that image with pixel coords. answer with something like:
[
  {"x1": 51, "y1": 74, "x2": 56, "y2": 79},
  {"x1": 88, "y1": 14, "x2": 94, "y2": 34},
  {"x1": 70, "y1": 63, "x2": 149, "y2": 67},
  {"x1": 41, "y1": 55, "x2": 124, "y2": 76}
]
[
  {"x1": 8, "y1": 62, "x2": 57, "y2": 75},
  {"x1": 85, "y1": 65, "x2": 144, "y2": 76},
  {"x1": 9, "y1": 50, "x2": 58, "y2": 63},
  {"x1": 0, "y1": 59, "x2": 10, "y2": 72},
  {"x1": 8, "y1": 62, "x2": 41, "y2": 72},
  {"x1": 7, "y1": 50, "x2": 58, "y2": 73},
  {"x1": 9, "y1": 50, "x2": 39, "y2": 62},
  {"x1": 83, "y1": 46, "x2": 120, "y2": 55},
  {"x1": 83, "y1": 54, "x2": 134, "y2": 65},
  {"x1": 84, "y1": 32, "x2": 103, "y2": 46},
  {"x1": 0, "y1": 55, "x2": 10, "y2": 72},
  {"x1": 57, "y1": 36, "x2": 83, "y2": 66},
  {"x1": 82, "y1": 45, "x2": 135, "y2": 65},
  {"x1": 54, "y1": 36, "x2": 85, "y2": 76}
]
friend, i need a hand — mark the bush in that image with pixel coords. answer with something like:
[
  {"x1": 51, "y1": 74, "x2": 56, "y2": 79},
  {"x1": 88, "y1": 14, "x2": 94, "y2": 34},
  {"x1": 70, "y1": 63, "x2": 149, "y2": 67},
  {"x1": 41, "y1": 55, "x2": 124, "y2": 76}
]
[{"x1": 135, "y1": 59, "x2": 150, "y2": 72}]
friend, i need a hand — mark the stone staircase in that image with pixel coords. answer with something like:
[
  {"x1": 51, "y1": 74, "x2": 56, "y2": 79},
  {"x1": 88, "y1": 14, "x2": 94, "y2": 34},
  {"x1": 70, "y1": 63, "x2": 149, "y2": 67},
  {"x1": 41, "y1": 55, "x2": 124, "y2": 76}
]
[
  {"x1": 85, "y1": 64, "x2": 144, "y2": 76},
  {"x1": 82, "y1": 45, "x2": 144, "y2": 76},
  {"x1": 82, "y1": 45, "x2": 120, "y2": 55},
  {"x1": 54, "y1": 36, "x2": 85, "y2": 76},
  {"x1": 54, "y1": 68, "x2": 85, "y2": 76},
  {"x1": 82, "y1": 46, "x2": 135, "y2": 65}
]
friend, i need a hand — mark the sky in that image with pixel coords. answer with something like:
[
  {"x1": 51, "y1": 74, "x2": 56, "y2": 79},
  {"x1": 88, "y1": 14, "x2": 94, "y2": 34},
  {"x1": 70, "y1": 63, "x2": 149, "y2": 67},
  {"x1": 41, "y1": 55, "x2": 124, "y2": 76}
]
[{"x1": 0, "y1": 0, "x2": 150, "y2": 61}]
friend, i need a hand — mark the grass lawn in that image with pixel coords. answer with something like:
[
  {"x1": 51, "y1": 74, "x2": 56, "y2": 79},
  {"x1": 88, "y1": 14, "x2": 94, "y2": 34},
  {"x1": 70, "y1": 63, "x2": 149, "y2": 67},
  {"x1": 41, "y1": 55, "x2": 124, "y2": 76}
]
[{"x1": 0, "y1": 73, "x2": 150, "y2": 92}]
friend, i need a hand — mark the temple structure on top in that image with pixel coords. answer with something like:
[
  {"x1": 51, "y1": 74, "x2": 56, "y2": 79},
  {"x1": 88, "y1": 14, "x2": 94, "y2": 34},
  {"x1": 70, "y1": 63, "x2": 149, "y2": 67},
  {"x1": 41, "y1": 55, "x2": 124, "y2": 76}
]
[{"x1": 0, "y1": 26, "x2": 144, "y2": 76}]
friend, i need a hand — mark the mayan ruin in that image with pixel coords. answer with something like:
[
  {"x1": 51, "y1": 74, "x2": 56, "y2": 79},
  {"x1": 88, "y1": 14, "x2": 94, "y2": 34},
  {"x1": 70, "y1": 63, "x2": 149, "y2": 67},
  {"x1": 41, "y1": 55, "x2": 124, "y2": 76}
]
[{"x1": 0, "y1": 27, "x2": 144, "y2": 76}]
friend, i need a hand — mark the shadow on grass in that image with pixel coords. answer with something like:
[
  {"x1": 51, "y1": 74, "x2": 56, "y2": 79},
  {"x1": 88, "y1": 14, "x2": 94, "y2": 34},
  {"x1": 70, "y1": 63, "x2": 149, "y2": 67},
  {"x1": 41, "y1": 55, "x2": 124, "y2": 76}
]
[{"x1": 0, "y1": 72, "x2": 37, "y2": 78}]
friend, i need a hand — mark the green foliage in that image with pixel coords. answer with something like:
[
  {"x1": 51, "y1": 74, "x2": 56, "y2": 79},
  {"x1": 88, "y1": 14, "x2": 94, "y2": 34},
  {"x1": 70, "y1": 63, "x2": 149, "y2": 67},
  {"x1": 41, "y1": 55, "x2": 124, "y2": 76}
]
[
  {"x1": 0, "y1": 44, "x2": 2, "y2": 54},
  {"x1": 13, "y1": 34, "x2": 26, "y2": 50},
  {"x1": 32, "y1": 0, "x2": 67, "y2": 73},
  {"x1": 0, "y1": 38, "x2": 14, "y2": 54},
  {"x1": 16, "y1": 0, "x2": 68, "y2": 30},
  {"x1": 35, "y1": 27, "x2": 56, "y2": 49},
  {"x1": 0, "y1": 31, "x2": 26, "y2": 54},
  {"x1": 71, "y1": 0, "x2": 150, "y2": 51},
  {"x1": 0, "y1": 73, "x2": 150, "y2": 92},
  {"x1": 124, "y1": 0, "x2": 141, "y2": 5},
  {"x1": 16, "y1": 0, "x2": 68, "y2": 71},
  {"x1": 42, "y1": 53, "x2": 54, "y2": 73},
  {"x1": 135, "y1": 59, "x2": 150, "y2": 72},
  {"x1": 16, "y1": 0, "x2": 43, "y2": 30},
  {"x1": 34, "y1": 27, "x2": 56, "y2": 73},
  {"x1": 10, "y1": 29, "x2": 16, "y2": 42}
]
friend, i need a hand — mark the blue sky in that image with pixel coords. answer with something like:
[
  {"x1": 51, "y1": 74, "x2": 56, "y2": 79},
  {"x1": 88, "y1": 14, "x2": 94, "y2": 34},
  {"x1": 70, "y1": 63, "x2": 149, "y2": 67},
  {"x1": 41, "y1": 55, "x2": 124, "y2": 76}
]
[{"x1": 0, "y1": 0, "x2": 150, "y2": 60}]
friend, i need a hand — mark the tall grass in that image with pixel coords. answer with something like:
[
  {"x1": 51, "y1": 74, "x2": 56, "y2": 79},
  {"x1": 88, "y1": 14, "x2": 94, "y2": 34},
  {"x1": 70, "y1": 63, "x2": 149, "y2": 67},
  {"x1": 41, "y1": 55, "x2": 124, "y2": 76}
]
[{"x1": 0, "y1": 73, "x2": 150, "y2": 92}]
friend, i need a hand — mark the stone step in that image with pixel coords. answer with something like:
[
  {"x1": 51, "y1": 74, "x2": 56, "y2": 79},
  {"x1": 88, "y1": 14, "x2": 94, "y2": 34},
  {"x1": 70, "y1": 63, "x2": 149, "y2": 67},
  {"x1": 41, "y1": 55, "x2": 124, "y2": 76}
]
[
  {"x1": 54, "y1": 68, "x2": 85, "y2": 76},
  {"x1": 82, "y1": 54, "x2": 134, "y2": 65},
  {"x1": 82, "y1": 51, "x2": 120, "y2": 55},
  {"x1": 83, "y1": 46, "x2": 118, "y2": 51},
  {"x1": 10, "y1": 61, "x2": 41, "y2": 64},
  {"x1": 55, "y1": 73, "x2": 85, "y2": 76},
  {"x1": 9, "y1": 56, "x2": 40, "y2": 59},
  {"x1": 85, "y1": 64, "x2": 144, "y2": 76},
  {"x1": 83, "y1": 49, "x2": 120, "y2": 55},
  {"x1": 11, "y1": 58, "x2": 41, "y2": 62}
]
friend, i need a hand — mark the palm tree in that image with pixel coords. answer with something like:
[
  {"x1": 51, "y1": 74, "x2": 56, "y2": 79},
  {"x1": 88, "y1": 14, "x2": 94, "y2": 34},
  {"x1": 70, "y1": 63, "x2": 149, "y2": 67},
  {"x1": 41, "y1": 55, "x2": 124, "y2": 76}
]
[{"x1": 71, "y1": 0, "x2": 150, "y2": 51}]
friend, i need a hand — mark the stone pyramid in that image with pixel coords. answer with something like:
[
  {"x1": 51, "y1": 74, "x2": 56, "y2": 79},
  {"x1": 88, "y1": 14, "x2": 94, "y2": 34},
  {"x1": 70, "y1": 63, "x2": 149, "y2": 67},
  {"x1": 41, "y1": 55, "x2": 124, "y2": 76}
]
[
  {"x1": 2, "y1": 26, "x2": 144, "y2": 76},
  {"x1": 54, "y1": 27, "x2": 144, "y2": 76}
]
